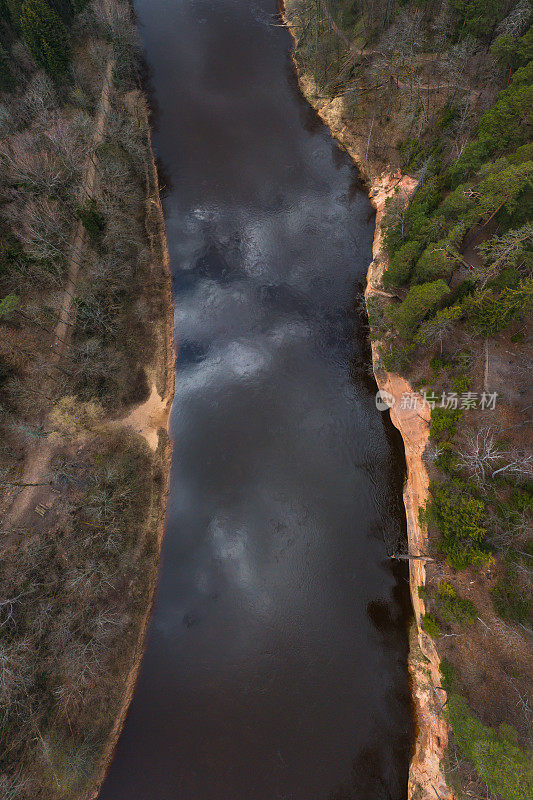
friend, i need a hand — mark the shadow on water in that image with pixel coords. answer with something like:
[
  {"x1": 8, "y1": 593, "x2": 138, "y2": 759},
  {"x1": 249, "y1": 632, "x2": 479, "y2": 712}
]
[{"x1": 99, "y1": 0, "x2": 414, "y2": 797}]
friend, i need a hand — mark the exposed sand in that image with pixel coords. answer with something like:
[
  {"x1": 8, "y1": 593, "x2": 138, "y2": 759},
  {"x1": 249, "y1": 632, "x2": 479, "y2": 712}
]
[
  {"x1": 283, "y1": 5, "x2": 453, "y2": 797},
  {"x1": 118, "y1": 382, "x2": 173, "y2": 451}
]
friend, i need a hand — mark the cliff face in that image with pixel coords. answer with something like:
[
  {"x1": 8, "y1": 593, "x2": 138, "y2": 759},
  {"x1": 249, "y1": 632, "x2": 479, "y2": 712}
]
[{"x1": 282, "y1": 6, "x2": 452, "y2": 798}]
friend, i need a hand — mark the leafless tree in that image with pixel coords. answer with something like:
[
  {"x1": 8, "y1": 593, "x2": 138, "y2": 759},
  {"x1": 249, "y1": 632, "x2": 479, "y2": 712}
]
[
  {"x1": 7, "y1": 196, "x2": 71, "y2": 271},
  {"x1": 383, "y1": 186, "x2": 411, "y2": 240},
  {"x1": 496, "y1": 0, "x2": 531, "y2": 38},
  {"x1": 0, "y1": 104, "x2": 15, "y2": 137},
  {"x1": 491, "y1": 452, "x2": 533, "y2": 479},
  {"x1": 0, "y1": 773, "x2": 31, "y2": 800},
  {"x1": 459, "y1": 425, "x2": 533, "y2": 482},
  {"x1": 417, "y1": 306, "x2": 462, "y2": 353},
  {"x1": 458, "y1": 426, "x2": 507, "y2": 482},
  {"x1": 18, "y1": 72, "x2": 57, "y2": 126},
  {"x1": 0, "y1": 133, "x2": 64, "y2": 196}
]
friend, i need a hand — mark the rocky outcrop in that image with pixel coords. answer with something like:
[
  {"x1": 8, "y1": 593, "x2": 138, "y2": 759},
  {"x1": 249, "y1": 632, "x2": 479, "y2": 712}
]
[{"x1": 283, "y1": 6, "x2": 452, "y2": 797}]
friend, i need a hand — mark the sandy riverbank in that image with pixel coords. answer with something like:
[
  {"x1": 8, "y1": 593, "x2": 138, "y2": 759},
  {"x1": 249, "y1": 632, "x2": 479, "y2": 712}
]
[
  {"x1": 282, "y1": 4, "x2": 452, "y2": 798},
  {"x1": 86, "y1": 113, "x2": 175, "y2": 800}
]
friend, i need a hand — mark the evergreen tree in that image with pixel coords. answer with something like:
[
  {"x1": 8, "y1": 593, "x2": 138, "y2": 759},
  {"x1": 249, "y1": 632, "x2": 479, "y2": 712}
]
[
  {"x1": 0, "y1": 41, "x2": 12, "y2": 90},
  {"x1": 0, "y1": 0, "x2": 10, "y2": 25},
  {"x1": 3, "y1": 0, "x2": 22, "y2": 31},
  {"x1": 47, "y1": 0, "x2": 88, "y2": 21},
  {"x1": 48, "y1": 0, "x2": 73, "y2": 24},
  {"x1": 20, "y1": 0, "x2": 70, "y2": 78}
]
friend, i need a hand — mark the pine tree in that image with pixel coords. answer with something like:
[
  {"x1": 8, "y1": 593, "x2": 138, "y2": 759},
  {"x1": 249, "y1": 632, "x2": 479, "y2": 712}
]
[
  {"x1": 20, "y1": 0, "x2": 70, "y2": 78},
  {"x1": 3, "y1": 0, "x2": 22, "y2": 31},
  {"x1": 0, "y1": 0, "x2": 10, "y2": 25},
  {"x1": 48, "y1": 0, "x2": 74, "y2": 24},
  {"x1": 0, "y1": 42, "x2": 12, "y2": 91}
]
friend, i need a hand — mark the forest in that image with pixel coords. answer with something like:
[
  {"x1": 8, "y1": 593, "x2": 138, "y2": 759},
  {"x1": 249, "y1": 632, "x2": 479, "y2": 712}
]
[{"x1": 0, "y1": 1, "x2": 172, "y2": 797}]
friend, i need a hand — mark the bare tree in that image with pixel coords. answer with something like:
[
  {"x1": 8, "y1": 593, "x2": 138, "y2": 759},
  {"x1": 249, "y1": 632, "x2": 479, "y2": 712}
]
[
  {"x1": 459, "y1": 426, "x2": 533, "y2": 482},
  {"x1": 417, "y1": 305, "x2": 463, "y2": 353},
  {"x1": 496, "y1": 0, "x2": 531, "y2": 38},
  {"x1": 458, "y1": 426, "x2": 507, "y2": 482},
  {"x1": 383, "y1": 186, "x2": 411, "y2": 240}
]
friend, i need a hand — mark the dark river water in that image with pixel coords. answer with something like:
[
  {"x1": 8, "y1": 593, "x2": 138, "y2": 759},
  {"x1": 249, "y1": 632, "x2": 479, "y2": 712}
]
[{"x1": 100, "y1": 0, "x2": 413, "y2": 798}]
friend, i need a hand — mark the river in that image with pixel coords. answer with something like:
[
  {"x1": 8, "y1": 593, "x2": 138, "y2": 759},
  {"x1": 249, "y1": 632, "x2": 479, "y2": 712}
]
[{"x1": 99, "y1": 0, "x2": 413, "y2": 798}]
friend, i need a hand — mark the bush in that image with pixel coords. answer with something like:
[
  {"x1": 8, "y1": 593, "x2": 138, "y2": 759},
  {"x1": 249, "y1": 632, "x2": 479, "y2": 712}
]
[
  {"x1": 430, "y1": 355, "x2": 449, "y2": 374},
  {"x1": 446, "y1": 140, "x2": 489, "y2": 187},
  {"x1": 509, "y1": 487, "x2": 533, "y2": 514},
  {"x1": 434, "y1": 442, "x2": 458, "y2": 473},
  {"x1": 381, "y1": 341, "x2": 413, "y2": 371},
  {"x1": 486, "y1": 267, "x2": 521, "y2": 292},
  {"x1": 430, "y1": 407, "x2": 462, "y2": 442},
  {"x1": 3, "y1": 0, "x2": 23, "y2": 30},
  {"x1": 422, "y1": 612, "x2": 441, "y2": 637},
  {"x1": 436, "y1": 581, "x2": 477, "y2": 625},
  {"x1": 448, "y1": 694, "x2": 533, "y2": 800},
  {"x1": 398, "y1": 137, "x2": 423, "y2": 169},
  {"x1": 439, "y1": 658, "x2": 456, "y2": 692},
  {"x1": 390, "y1": 279, "x2": 449, "y2": 336},
  {"x1": 449, "y1": 0, "x2": 505, "y2": 38},
  {"x1": 439, "y1": 184, "x2": 478, "y2": 224},
  {"x1": 428, "y1": 483, "x2": 491, "y2": 570},
  {"x1": 383, "y1": 241, "x2": 421, "y2": 288},
  {"x1": 450, "y1": 373, "x2": 470, "y2": 393},
  {"x1": 491, "y1": 572, "x2": 531, "y2": 625},
  {"x1": 490, "y1": 24, "x2": 532, "y2": 70},
  {"x1": 0, "y1": 293, "x2": 19, "y2": 319},
  {"x1": 445, "y1": 221, "x2": 469, "y2": 248},
  {"x1": 477, "y1": 160, "x2": 533, "y2": 222},
  {"x1": 446, "y1": 70, "x2": 533, "y2": 187},
  {"x1": 478, "y1": 67, "x2": 533, "y2": 152},
  {"x1": 491, "y1": 34, "x2": 517, "y2": 68},
  {"x1": 76, "y1": 199, "x2": 105, "y2": 239}
]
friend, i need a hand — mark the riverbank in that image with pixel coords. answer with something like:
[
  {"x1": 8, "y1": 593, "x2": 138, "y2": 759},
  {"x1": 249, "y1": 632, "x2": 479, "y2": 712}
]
[
  {"x1": 86, "y1": 110, "x2": 175, "y2": 800},
  {"x1": 282, "y1": 4, "x2": 451, "y2": 798},
  {"x1": 0, "y1": 2, "x2": 175, "y2": 795}
]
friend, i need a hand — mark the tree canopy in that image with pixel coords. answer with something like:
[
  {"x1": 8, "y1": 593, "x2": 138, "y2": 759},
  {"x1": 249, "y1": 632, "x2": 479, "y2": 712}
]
[{"x1": 20, "y1": 0, "x2": 70, "y2": 78}]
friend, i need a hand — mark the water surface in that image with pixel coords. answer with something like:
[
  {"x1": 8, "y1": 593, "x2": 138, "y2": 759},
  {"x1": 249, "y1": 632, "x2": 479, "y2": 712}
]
[{"x1": 100, "y1": 0, "x2": 413, "y2": 797}]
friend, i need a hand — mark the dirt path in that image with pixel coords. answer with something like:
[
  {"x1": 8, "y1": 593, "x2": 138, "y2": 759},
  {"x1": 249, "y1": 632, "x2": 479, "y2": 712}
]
[
  {"x1": 52, "y1": 58, "x2": 114, "y2": 361},
  {"x1": 4, "y1": 58, "x2": 114, "y2": 530}
]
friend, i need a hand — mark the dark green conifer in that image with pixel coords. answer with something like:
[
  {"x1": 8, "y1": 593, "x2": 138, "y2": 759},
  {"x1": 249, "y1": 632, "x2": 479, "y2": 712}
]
[
  {"x1": 48, "y1": 0, "x2": 74, "y2": 23},
  {"x1": 0, "y1": 42, "x2": 12, "y2": 90},
  {"x1": 20, "y1": 0, "x2": 70, "y2": 78},
  {"x1": 3, "y1": 0, "x2": 22, "y2": 31}
]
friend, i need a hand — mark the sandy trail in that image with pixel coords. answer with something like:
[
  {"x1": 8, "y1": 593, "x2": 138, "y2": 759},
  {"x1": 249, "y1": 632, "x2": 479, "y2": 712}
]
[
  {"x1": 4, "y1": 58, "x2": 114, "y2": 530},
  {"x1": 115, "y1": 383, "x2": 172, "y2": 451}
]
